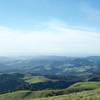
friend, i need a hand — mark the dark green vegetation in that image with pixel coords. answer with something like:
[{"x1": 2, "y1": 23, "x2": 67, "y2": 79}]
[
  {"x1": 1, "y1": 73, "x2": 100, "y2": 100},
  {"x1": 0, "y1": 72, "x2": 100, "y2": 93},
  {"x1": 0, "y1": 56, "x2": 100, "y2": 99},
  {"x1": 0, "y1": 73, "x2": 77, "y2": 93}
]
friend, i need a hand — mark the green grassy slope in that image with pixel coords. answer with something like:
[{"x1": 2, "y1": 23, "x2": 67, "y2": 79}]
[
  {"x1": 23, "y1": 75, "x2": 58, "y2": 84},
  {"x1": 0, "y1": 90, "x2": 49, "y2": 100},
  {"x1": 23, "y1": 76, "x2": 50, "y2": 84},
  {"x1": 36, "y1": 89, "x2": 100, "y2": 100},
  {"x1": 70, "y1": 82, "x2": 100, "y2": 88},
  {"x1": 1, "y1": 89, "x2": 100, "y2": 100},
  {"x1": 1, "y1": 82, "x2": 100, "y2": 100},
  {"x1": 0, "y1": 89, "x2": 65, "y2": 100},
  {"x1": 67, "y1": 82, "x2": 100, "y2": 92}
]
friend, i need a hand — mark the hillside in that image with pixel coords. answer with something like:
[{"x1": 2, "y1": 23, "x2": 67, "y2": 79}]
[
  {"x1": 1, "y1": 56, "x2": 100, "y2": 78},
  {"x1": 0, "y1": 56, "x2": 100, "y2": 99},
  {"x1": 67, "y1": 82, "x2": 100, "y2": 92},
  {"x1": 0, "y1": 82, "x2": 100, "y2": 100},
  {"x1": 0, "y1": 88, "x2": 100, "y2": 100},
  {"x1": 36, "y1": 89, "x2": 100, "y2": 100},
  {"x1": 0, "y1": 90, "x2": 58, "y2": 100},
  {"x1": 23, "y1": 75, "x2": 58, "y2": 84},
  {"x1": 0, "y1": 73, "x2": 73, "y2": 93}
]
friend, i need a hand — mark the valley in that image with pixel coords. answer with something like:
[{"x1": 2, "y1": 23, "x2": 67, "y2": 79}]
[{"x1": 0, "y1": 56, "x2": 100, "y2": 100}]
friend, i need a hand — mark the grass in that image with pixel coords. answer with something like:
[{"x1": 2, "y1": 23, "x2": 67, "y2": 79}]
[
  {"x1": 3, "y1": 88, "x2": 98, "y2": 100},
  {"x1": 0, "y1": 89, "x2": 67, "y2": 100},
  {"x1": 0, "y1": 90, "x2": 31, "y2": 100},
  {"x1": 23, "y1": 76, "x2": 50, "y2": 84},
  {"x1": 1, "y1": 82, "x2": 100, "y2": 100},
  {"x1": 0, "y1": 90, "x2": 50, "y2": 100},
  {"x1": 22, "y1": 75, "x2": 58, "y2": 84},
  {"x1": 35, "y1": 89, "x2": 100, "y2": 100},
  {"x1": 68, "y1": 82, "x2": 100, "y2": 90}
]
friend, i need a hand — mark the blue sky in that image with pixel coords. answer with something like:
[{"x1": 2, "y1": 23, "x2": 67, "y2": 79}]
[
  {"x1": 0, "y1": 0, "x2": 100, "y2": 31},
  {"x1": 0, "y1": 0, "x2": 100, "y2": 56}
]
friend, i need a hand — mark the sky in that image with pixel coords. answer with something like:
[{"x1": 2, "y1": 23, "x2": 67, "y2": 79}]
[{"x1": 0, "y1": 0, "x2": 100, "y2": 56}]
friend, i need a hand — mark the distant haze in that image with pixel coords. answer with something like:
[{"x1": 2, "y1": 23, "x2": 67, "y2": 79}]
[{"x1": 0, "y1": 24, "x2": 100, "y2": 56}]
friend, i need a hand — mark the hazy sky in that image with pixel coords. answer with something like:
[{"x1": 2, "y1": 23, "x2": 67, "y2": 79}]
[{"x1": 0, "y1": 0, "x2": 100, "y2": 56}]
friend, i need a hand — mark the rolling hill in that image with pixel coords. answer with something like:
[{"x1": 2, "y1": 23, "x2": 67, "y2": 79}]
[
  {"x1": 36, "y1": 89, "x2": 100, "y2": 100},
  {"x1": 0, "y1": 56, "x2": 100, "y2": 99},
  {"x1": 0, "y1": 56, "x2": 100, "y2": 78},
  {"x1": 0, "y1": 82, "x2": 100, "y2": 100}
]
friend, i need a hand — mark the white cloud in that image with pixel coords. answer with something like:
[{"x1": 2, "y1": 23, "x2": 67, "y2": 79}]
[{"x1": 0, "y1": 21, "x2": 100, "y2": 56}]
